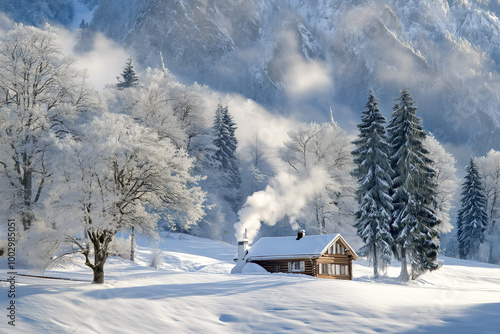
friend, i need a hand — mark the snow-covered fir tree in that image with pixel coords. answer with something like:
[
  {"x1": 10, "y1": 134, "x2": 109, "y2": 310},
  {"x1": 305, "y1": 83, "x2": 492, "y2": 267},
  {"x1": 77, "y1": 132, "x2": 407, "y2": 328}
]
[
  {"x1": 352, "y1": 90, "x2": 394, "y2": 278},
  {"x1": 212, "y1": 103, "x2": 241, "y2": 211},
  {"x1": 117, "y1": 58, "x2": 139, "y2": 90},
  {"x1": 457, "y1": 158, "x2": 488, "y2": 260},
  {"x1": 387, "y1": 88, "x2": 441, "y2": 281}
]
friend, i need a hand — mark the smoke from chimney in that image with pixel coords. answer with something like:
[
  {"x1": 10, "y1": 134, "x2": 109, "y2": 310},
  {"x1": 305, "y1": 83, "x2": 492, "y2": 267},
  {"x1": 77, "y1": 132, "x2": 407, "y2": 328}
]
[{"x1": 234, "y1": 168, "x2": 331, "y2": 243}]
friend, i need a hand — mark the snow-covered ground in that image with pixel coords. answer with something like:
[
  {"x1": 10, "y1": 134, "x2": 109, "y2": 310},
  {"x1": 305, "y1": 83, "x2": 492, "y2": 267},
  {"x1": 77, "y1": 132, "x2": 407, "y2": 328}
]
[{"x1": 1, "y1": 233, "x2": 500, "y2": 333}]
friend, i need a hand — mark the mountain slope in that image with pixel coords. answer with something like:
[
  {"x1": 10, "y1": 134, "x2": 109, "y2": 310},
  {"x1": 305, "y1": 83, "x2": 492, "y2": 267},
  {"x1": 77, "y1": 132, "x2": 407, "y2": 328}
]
[
  {"x1": 84, "y1": 0, "x2": 500, "y2": 158},
  {"x1": 3, "y1": 0, "x2": 500, "y2": 158},
  {"x1": 0, "y1": 0, "x2": 75, "y2": 27}
]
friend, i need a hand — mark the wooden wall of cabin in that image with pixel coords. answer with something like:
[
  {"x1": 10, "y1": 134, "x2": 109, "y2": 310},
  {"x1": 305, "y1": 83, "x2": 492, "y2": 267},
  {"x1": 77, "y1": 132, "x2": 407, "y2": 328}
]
[
  {"x1": 252, "y1": 259, "x2": 316, "y2": 277},
  {"x1": 315, "y1": 237, "x2": 355, "y2": 280},
  {"x1": 315, "y1": 257, "x2": 353, "y2": 280}
]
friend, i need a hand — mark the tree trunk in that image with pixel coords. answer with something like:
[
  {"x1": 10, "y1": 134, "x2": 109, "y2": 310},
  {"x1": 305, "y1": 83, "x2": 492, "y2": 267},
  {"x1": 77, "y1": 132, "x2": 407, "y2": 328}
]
[
  {"x1": 22, "y1": 168, "x2": 32, "y2": 230},
  {"x1": 92, "y1": 239, "x2": 108, "y2": 284},
  {"x1": 92, "y1": 263, "x2": 105, "y2": 284},
  {"x1": 399, "y1": 247, "x2": 409, "y2": 281},
  {"x1": 130, "y1": 226, "x2": 135, "y2": 262},
  {"x1": 373, "y1": 241, "x2": 379, "y2": 278},
  {"x1": 85, "y1": 230, "x2": 114, "y2": 284}
]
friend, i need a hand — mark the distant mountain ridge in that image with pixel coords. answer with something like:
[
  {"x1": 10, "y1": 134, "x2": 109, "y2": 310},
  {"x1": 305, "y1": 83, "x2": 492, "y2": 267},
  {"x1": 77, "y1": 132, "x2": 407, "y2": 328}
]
[{"x1": 3, "y1": 0, "x2": 500, "y2": 159}]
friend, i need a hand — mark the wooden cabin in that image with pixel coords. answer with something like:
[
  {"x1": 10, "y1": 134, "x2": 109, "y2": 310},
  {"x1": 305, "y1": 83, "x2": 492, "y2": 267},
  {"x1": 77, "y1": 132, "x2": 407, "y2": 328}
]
[{"x1": 232, "y1": 231, "x2": 358, "y2": 280}]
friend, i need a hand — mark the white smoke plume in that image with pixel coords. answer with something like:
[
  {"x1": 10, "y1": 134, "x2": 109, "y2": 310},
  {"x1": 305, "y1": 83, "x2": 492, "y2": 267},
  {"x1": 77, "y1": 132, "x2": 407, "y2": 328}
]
[{"x1": 234, "y1": 167, "x2": 331, "y2": 243}]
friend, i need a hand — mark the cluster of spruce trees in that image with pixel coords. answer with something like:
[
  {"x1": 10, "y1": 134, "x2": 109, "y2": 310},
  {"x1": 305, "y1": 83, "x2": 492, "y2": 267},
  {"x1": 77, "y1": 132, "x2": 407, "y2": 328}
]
[
  {"x1": 352, "y1": 89, "x2": 441, "y2": 281},
  {"x1": 456, "y1": 159, "x2": 488, "y2": 260}
]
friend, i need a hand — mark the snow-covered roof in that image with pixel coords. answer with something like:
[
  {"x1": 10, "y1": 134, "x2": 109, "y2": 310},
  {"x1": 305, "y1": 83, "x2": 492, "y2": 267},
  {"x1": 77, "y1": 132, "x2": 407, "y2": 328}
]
[{"x1": 244, "y1": 234, "x2": 357, "y2": 261}]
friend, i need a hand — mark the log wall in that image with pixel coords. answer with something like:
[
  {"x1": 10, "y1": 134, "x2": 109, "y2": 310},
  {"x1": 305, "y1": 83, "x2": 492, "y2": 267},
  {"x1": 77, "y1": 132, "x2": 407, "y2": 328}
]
[{"x1": 252, "y1": 258, "x2": 316, "y2": 276}]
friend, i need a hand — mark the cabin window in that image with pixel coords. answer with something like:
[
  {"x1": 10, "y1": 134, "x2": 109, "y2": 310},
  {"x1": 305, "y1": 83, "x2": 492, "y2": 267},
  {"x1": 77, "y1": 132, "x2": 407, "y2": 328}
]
[
  {"x1": 288, "y1": 261, "x2": 305, "y2": 272},
  {"x1": 273, "y1": 265, "x2": 281, "y2": 273}
]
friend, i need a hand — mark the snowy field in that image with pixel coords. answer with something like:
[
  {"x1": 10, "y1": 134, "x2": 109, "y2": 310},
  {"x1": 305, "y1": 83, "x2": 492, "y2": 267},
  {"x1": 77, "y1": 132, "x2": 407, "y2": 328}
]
[{"x1": 1, "y1": 233, "x2": 500, "y2": 333}]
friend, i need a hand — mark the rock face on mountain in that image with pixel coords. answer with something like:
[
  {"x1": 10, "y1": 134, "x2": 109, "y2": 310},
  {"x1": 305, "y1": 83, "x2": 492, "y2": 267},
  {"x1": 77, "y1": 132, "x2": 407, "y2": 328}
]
[
  {"x1": 5, "y1": 0, "x2": 500, "y2": 156},
  {"x1": 0, "y1": 0, "x2": 74, "y2": 27}
]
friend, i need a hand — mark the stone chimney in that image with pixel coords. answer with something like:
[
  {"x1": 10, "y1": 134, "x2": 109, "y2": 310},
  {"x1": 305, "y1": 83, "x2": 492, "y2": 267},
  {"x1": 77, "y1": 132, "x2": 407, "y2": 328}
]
[{"x1": 296, "y1": 229, "x2": 306, "y2": 240}]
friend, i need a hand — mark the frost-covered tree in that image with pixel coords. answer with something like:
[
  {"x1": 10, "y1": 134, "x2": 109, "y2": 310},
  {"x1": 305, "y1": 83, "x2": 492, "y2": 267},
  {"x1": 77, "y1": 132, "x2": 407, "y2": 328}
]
[
  {"x1": 0, "y1": 24, "x2": 93, "y2": 231},
  {"x1": 106, "y1": 67, "x2": 211, "y2": 248},
  {"x1": 423, "y1": 134, "x2": 459, "y2": 234},
  {"x1": 170, "y1": 83, "x2": 209, "y2": 152},
  {"x1": 51, "y1": 113, "x2": 205, "y2": 283},
  {"x1": 457, "y1": 158, "x2": 488, "y2": 260},
  {"x1": 280, "y1": 118, "x2": 356, "y2": 236},
  {"x1": 388, "y1": 88, "x2": 440, "y2": 281},
  {"x1": 194, "y1": 144, "x2": 233, "y2": 240},
  {"x1": 212, "y1": 103, "x2": 241, "y2": 211},
  {"x1": 352, "y1": 90, "x2": 393, "y2": 277},
  {"x1": 117, "y1": 58, "x2": 139, "y2": 90},
  {"x1": 241, "y1": 133, "x2": 274, "y2": 199},
  {"x1": 108, "y1": 67, "x2": 206, "y2": 151},
  {"x1": 476, "y1": 149, "x2": 500, "y2": 263}
]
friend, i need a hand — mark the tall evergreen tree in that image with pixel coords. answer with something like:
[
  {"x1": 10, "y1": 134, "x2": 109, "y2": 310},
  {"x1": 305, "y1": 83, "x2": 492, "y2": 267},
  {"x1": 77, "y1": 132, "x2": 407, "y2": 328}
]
[
  {"x1": 457, "y1": 158, "x2": 488, "y2": 260},
  {"x1": 387, "y1": 88, "x2": 441, "y2": 281},
  {"x1": 117, "y1": 58, "x2": 139, "y2": 89},
  {"x1": 212, "y1": 103, "x2": 241, "y2": 211},
  {"x1": 352, "y1": 90, "x2": 394, "y2": 278}
]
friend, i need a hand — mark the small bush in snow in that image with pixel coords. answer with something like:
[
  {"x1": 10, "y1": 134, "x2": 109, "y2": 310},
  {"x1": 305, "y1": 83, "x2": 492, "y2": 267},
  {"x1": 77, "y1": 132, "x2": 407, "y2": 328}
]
[{"x1": 149, "y1": 249, "x2": 164, "y2": 269}]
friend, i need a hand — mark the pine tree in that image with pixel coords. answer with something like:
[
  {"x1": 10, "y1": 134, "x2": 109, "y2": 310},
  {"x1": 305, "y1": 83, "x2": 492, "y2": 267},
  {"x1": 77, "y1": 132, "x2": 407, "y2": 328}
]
[
  {"x1": 212, "y1": 103, "x2": 241, "y2": 211},
  {"x1": 457, "y1": 158, "x2": 488, "y2": 260},
  {"x1": 117, "y1": 58, "x2": 139, "y2": 89},
  {"x1": 352, "y1": 90, "x2": 394, "y2": 278},
  {"x1": 387, "y1": 88, "x2": 441, "y2": 281}
]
